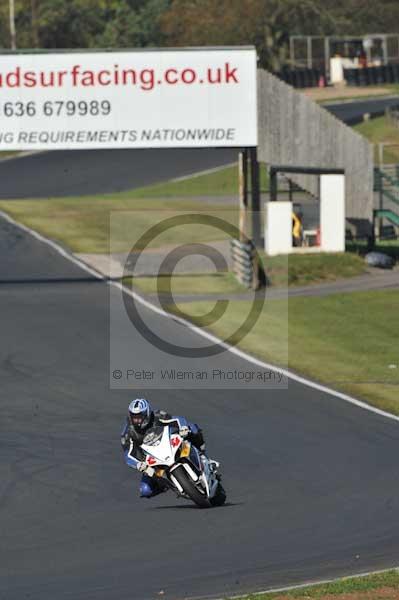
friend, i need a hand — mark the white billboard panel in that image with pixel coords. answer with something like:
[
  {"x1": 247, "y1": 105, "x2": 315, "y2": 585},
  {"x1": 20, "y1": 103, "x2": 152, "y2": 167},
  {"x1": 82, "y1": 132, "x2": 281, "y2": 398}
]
[{"x1": 0, "y1": 48, "x2": 257, "y2": 150}]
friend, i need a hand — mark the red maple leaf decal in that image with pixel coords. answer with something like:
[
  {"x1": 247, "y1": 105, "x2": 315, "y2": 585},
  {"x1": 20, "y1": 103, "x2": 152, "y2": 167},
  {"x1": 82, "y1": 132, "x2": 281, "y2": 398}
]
[{"x1": 171, "y1": 436, "x2": 181, "y2": 448}]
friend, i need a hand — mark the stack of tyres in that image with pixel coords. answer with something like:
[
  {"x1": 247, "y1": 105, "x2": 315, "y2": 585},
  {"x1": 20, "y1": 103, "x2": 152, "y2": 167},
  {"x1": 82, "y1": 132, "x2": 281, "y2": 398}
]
[
  {"x1": 289, "y1": 70, "x2": 298, "y2": 87},
  {"x1": 358, "y1": 68, "x2": 369, "y2": 86},
  {"x1": 386, "y1": 65, "x2": 395, "y2": 83},
  {"x1": 297, "y1": 70, "x2": 306, "y2": 88},
  {"x1": 344, "y1": 68, "x2": 357, "y2": 86},
  {"x1": 367, "y1": 67, "x2": 376, "y2": 84},
  {"x1": 283, "y1": 71, "x2": 291, "y2": 86},
  {"x1": 275, "y1": 68, "x2": 324, "y2": 89},
  {"x1": 375, "y1": 66, "x2": 385, "y2": 84},
  {"x1": 311, "y1": 69, "x2": 320, "y2": 87},
  {"x1": 344, "y1": 64, "x2": 399, "y2": 86},
  {"x1": 290, "y1": 70, "x2": 299, "y2": 87}
]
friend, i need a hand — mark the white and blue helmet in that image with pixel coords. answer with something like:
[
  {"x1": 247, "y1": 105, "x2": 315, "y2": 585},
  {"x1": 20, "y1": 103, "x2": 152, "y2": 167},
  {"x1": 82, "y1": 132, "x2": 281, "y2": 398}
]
[{"x1": 128, "y1": 398, "x2": 152, "y2": 430}]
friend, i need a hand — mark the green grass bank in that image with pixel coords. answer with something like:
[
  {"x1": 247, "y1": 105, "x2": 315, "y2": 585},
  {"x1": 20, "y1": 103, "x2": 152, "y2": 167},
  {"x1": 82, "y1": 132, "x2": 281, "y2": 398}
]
[
  {"x1": 169, "y1": 289, "x2": 399, "y2": 415},
  {"x1": 234, "y1": 569, "x2": 399, "y2": 600}
]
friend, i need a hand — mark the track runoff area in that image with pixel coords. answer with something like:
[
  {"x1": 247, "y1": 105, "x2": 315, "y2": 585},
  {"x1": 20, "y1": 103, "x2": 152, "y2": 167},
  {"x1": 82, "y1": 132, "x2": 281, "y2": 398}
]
[{"x1": 2, "y1": 47, "x2": 399, "y2": 600}]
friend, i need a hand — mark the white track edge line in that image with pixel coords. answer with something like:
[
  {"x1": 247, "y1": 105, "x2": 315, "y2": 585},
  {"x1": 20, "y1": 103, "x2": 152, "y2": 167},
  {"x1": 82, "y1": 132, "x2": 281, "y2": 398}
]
[
  {"x1": 0, "y1": 210, "x2": 105, "y2": 281},
  {"x1": 0, "y1": 150, "x2": 44, "y2": 163},
  {"x1": 2, "y1": 208, "x2": 399, "y2": 426},
  {"x1": 170, "y1": 162, "x2": 237, "y2": 182},
  {"x1": 209, "y1": 565, "x2": 399, "y2": 600},
  {"x1": 116, "y1": 281, "x2": 399, "y2": 424}
]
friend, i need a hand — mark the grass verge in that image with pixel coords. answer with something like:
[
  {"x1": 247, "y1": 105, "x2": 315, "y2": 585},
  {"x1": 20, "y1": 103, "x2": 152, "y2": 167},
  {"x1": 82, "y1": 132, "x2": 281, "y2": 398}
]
[
  {"x1": 262, "y1": 252, "x2": 366, "y2": 287},
  {"x1": 126, "y1": 164, "x2": 269, "y2": 198},
  {"x1": 0, "y1": 151, "x2": 20, "y2": 160},
  {"x1": 347, "y1": 239, "x2": 399, "y2": 260},
  {"x1": 235, "y1": 569, "x2": 399, "y2": 599},
  {"x1": 312, "y1": 83, "x2": 399, "y2": 104},
  {"x1": 0, "y1": 194, "x2": 369, "y2": 288},
  {"x1": 169, "y1": 289, "x2": 399, "y2": 415},
  {"x1": 354, "y1": 115, "x2": 399, "y2": 163},
  {"x1": 0, "y1": 197, "x2": 235, "y2": 254},
  {"x1": 124, "y1": 273, "x2": 245, "y2": 296},
  {"x1": 319, "y1": 93, "x2": 392, "y2": 104},
  {"x1": 124, "y1": 252, "x2": 366, "y2": 296}
]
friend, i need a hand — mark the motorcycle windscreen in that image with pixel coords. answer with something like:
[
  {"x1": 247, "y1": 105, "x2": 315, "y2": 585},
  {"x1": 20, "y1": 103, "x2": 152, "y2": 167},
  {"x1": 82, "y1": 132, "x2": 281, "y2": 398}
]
[{"x1": 141, "y1": 426, "x2": 175, "y2": 465}]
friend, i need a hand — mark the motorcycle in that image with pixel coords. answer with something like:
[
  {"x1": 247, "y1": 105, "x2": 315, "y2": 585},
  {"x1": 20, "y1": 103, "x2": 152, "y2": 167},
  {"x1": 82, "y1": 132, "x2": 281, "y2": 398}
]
[{"x1": 140, "y1": 424, "x2": 226, "y2": 508}]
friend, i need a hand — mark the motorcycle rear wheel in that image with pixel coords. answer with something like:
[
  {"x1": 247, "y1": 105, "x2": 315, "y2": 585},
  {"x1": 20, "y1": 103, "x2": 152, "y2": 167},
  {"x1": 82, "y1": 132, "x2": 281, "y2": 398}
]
[
  {"x1": 172, "y1": 466, "x2": 211, "y2": 508},
  {"x1": 210, "y1": 482, "x2": 226, "y2": 507}
]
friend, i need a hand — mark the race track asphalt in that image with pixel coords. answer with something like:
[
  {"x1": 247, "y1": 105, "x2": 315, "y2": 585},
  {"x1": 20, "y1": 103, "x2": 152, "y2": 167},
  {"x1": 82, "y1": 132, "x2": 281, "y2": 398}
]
[
  {"x1": 0, "y1": 148, "x2": 237, "y2": 199},
  {"x1": 324, "y1": 95, "x2": 399, "y2": 125},
  {"x1": 1, "y1": 214, "x2": 399, "y2": 600},
  {"x1": 0, "y1": 96, "x2": 397, "y2": 199}
]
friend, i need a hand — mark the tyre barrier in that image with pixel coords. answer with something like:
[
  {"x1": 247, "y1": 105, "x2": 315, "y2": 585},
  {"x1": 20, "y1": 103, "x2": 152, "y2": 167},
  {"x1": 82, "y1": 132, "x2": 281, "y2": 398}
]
[
  {"x1": 275, "y1": 68, "x2": 324, "y2": 89},
  {"x1": 230, "y1": 239, "x2": 266, "y2": 289},
  {"x1": 231, "y1": 239, "x2": 254, "y2": 287},
  {"x1": 344, "y1": 64, "x2": 399, "y2": 86},
  {"x1": 365, "y1": 251, "x2": 395, "y2": 269}
]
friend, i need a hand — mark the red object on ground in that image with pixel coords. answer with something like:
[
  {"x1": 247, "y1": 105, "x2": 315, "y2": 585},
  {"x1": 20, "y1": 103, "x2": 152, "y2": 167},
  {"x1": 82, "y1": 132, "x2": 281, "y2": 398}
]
[{"x1": 316, "y1": 227, "x2": 321, "y2": 246}]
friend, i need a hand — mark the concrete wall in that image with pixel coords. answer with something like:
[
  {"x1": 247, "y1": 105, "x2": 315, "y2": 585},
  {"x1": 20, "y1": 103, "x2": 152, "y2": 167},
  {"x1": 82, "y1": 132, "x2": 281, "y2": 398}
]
[
  {"x1": 265, "y1": 201, "x2": 293, "y2": 255},
  {"x1": 257, "y1": 69, "x2": 374, "y2": 235},
  {"x1": 320, "y1": 175, "x2": 346, "y2": 252},
  {"x1": 265, "y1": 176, "x2": 346, "y2": 255}
]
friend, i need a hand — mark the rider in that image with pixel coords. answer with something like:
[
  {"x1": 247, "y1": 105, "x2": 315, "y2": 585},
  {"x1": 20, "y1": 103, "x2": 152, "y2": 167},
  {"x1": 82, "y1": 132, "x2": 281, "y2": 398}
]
[{"x1": 120, "y1": 398, "x2": 206, "y2": 498}]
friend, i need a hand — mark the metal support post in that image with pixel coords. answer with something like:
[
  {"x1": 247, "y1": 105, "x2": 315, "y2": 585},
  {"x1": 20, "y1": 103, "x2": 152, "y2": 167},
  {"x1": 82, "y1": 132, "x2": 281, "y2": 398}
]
[{"x1": 238, "y1": 149, "x2": 248, "y2": 242}]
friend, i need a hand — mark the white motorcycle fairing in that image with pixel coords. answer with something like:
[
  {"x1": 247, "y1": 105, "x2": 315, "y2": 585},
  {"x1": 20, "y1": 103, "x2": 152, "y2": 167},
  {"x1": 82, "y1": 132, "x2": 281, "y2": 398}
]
[
  {"x1": 141, "y1": 426, "x2": 181, "y2": 468},
  {"x1": 140, "y1": 425, "x2": 221, "y2": 504}
]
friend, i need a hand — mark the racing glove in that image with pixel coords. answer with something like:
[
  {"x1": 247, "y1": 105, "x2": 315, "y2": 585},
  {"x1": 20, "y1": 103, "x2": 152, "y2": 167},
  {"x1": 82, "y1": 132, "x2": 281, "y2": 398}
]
[
  {"x1": 120, "y1": 433, "x2": 130, "y2": 448},
  {"x1": 179, "y1": 425, "x2": 190, "y2": 438},
  {"x1": 137, "y1": 461, "x2": 155, "y2": 477}
]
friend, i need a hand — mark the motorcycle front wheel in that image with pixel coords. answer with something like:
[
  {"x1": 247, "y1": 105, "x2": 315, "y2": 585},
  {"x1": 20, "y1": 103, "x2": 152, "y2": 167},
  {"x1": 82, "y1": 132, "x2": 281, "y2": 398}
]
[{"x1": 172, "y1": 465, "x2": 211, "y2": 509}]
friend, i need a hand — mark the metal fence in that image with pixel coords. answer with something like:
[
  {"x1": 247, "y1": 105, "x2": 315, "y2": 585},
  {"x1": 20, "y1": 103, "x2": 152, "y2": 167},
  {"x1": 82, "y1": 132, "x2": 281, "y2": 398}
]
[
  {"x1": 373, "y1": 166, "x2": 399, "y2": 237},
  {"x1": 290, "y1": 34, "x2": 399, "y2": 79}
]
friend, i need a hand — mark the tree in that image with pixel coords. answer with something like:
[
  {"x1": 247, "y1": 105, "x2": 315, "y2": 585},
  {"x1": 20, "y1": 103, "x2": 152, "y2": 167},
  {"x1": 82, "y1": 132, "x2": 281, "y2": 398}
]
[
  {"x1": 31, "y1": 0, "x2": 39, "y2": 47},
  {"x1": 9, "y1": 0, "x2": 17, "y2": 49},
  {"x1": 160, "y1": 0, "x2": 332, "y2": 70},
  {"x1": 37, "y1": 0, "x2": 106, "y2": 48},
  {"x1": 337, "y1": 0, "x2": 399, "y2": 35},
  {"x1": 160, "y1": 0, "x2": 399, "y2": 70},
  {"x1": 1, "y1": 0, "x2": 399, "y2": 57},
  {"x1": 0, "y1": 0, "x2": 33, "y2": 48},
  {"x1": 96, "y1": 0, "x2": 170, "y2": 47}
]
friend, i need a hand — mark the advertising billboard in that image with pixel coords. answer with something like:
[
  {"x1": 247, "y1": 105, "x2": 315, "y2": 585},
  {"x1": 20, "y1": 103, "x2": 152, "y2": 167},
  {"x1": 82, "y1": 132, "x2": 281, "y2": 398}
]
[{"x1": 0, "y1": 48, "x2": 257, "y2": 150}]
